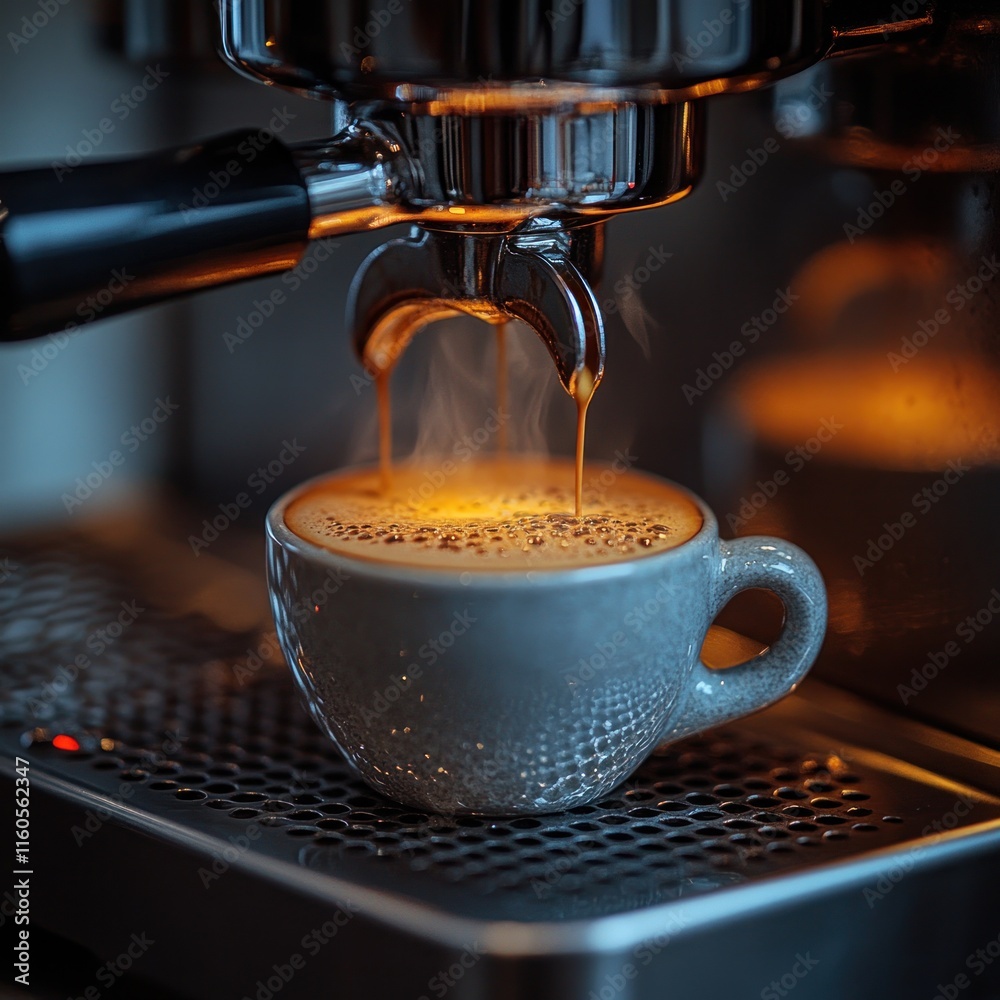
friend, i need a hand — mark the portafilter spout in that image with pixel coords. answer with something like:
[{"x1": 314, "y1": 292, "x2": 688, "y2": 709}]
[{"x1": 349, "y1": 221, "x2": 606, "y2": 400}]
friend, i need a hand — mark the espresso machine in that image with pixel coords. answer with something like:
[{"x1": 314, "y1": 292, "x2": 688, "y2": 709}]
[{"x1": 4, "y1": 2, "x2": 1000, "y2": 998}]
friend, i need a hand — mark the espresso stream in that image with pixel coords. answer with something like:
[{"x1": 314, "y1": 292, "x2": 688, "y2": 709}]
[
  {"x1": 286, "y1": 457, "x2": 702, "y2": 570},
  {"x1": 344, "y1": 319, "x2": 640, "y2": 566},
  {"x1": 375, "y1": 322, "x2": 598, "y2": 516}
]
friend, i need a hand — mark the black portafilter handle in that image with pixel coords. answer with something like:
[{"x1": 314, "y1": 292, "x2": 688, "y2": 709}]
[{"x1": 0, "y1": 129, "x2": 312, "y2": 341}]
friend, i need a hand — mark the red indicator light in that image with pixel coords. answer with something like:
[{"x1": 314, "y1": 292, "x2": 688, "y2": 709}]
[{"x1": 52, "y1": 734, "x2": 80, "y2": 751}]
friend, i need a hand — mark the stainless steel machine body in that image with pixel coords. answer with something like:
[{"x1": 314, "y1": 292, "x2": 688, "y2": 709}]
[{"x1": 5, "y1": 529, "x2": 1000, "y2": 999}]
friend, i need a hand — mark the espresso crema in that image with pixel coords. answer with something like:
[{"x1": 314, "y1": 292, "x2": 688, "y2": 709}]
[{"x1": 285, "y1": 457, "x2": 703, "y2": 570}]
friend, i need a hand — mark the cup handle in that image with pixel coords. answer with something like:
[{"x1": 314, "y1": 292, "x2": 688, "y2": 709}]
[{"x1": 663, "y1": 537, "x2": 827, "y2": 743}]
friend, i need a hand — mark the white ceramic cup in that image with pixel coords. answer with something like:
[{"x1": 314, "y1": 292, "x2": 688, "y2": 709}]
[{"x1": 266, "y1": 471, "x2": 826, "y2": 815}]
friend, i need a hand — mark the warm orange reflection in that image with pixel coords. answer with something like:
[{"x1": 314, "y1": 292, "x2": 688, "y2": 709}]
[
  {"x1": 699, "y1": 625, "x2": 767, "y2": 669},
  {"x1": 789, "y1": 239, "x2": 947, "y2": 338},
  {"x1": 732, "y1": 352, "x2": 1000, "y2": 471}
]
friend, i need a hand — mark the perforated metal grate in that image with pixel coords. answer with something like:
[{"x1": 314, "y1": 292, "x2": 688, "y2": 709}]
[{"x1": 0, "y1": 537, "x2": 950, "y2": 921}]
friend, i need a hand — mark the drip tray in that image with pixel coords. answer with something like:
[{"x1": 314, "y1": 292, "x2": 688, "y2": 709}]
[{"x1": 3, "y1": 532, "x2": 1000, "y2": 999}]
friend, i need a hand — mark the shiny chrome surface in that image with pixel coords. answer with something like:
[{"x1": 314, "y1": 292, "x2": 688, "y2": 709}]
[
  {"x1": 382, "y1": 101, "x2": 700, "y2": 217},
  {"x1": 291, "y1": 125, "x2": 412, "y2": 239},
  {"x1": 349, "y1": 221, "x2": 606, "y2": 395},
  {"x1": 218, "y1": 0, "x2": 830, "y2": 107},
  {"x1": 295, "y1": 100, "x2": 700, "y2": 238}
]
